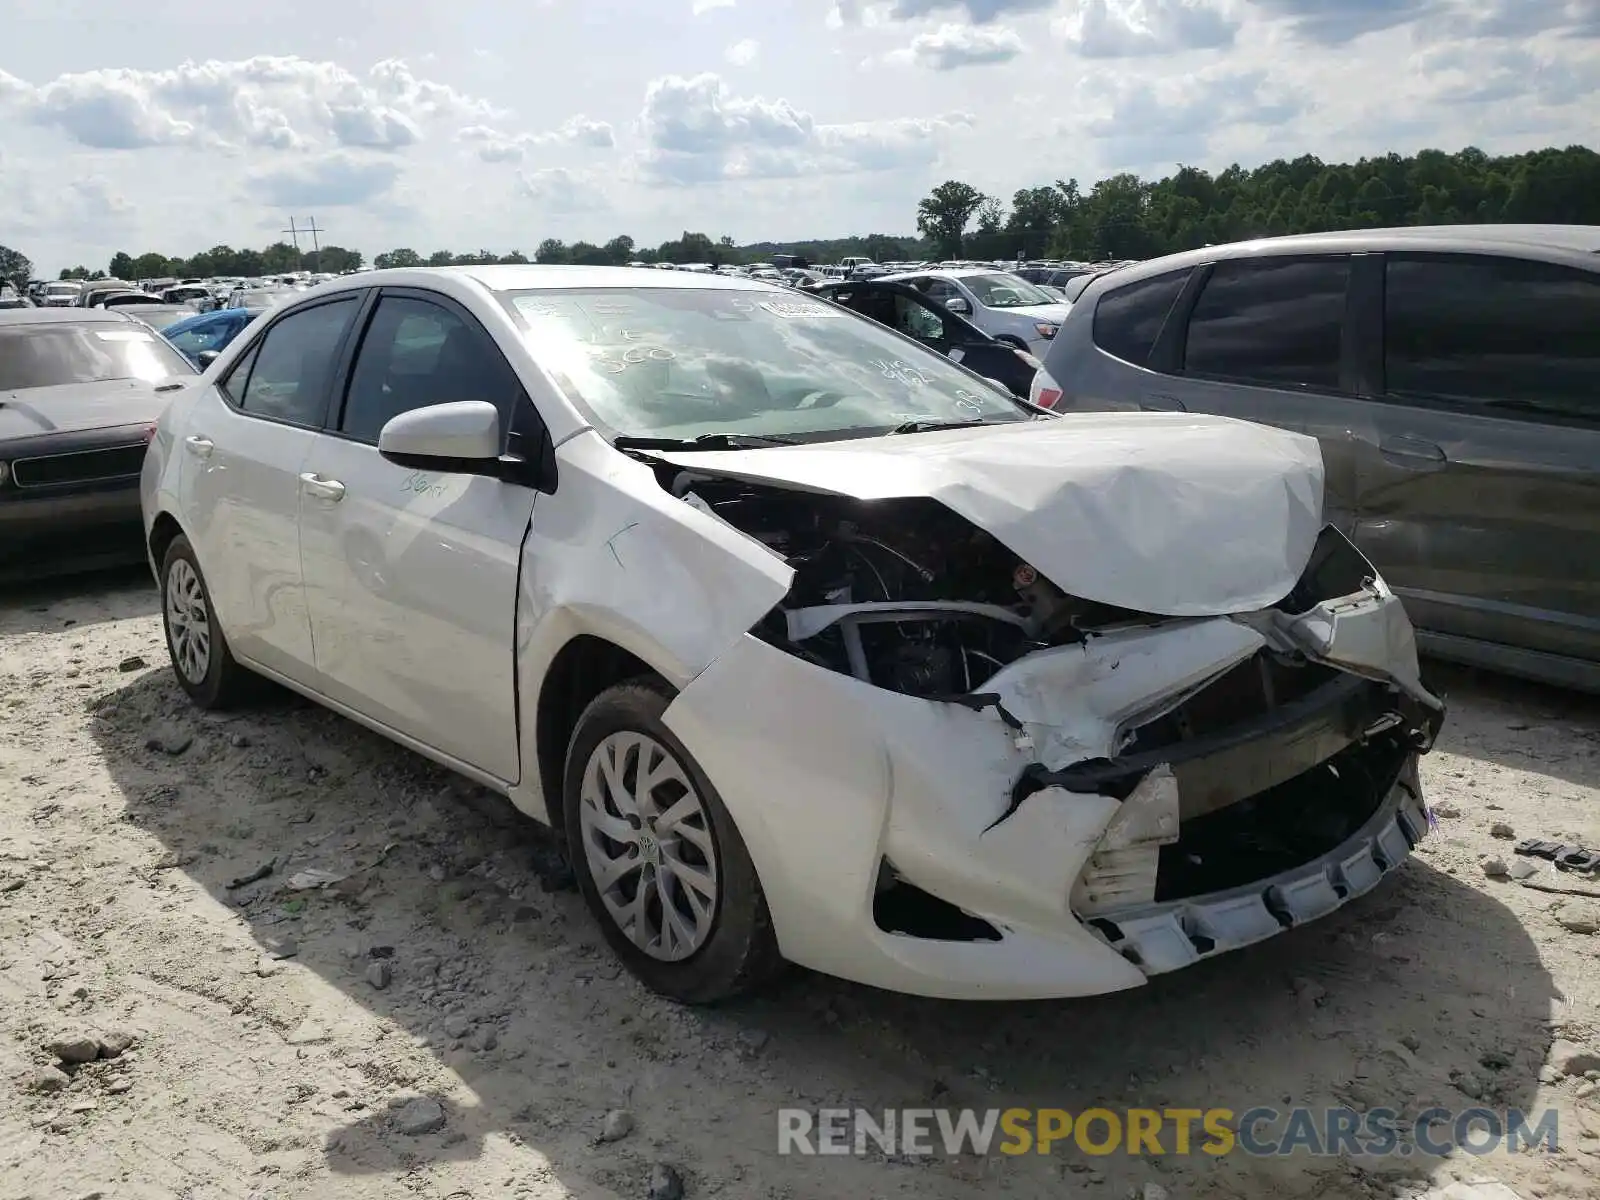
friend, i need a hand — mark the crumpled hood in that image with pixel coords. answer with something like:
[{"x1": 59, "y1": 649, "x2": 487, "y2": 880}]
[{"x1": 656, "y1": 413, "x2": 1325, "y2": 617}]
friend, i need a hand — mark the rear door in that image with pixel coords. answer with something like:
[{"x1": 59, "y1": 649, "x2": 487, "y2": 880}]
[
  {"x1": 1354, "y1": 251, "x2": 1600, "y2": 665},
  {"x1": 296, "y1": 287, "x2": 540, "y2": 782},
  {"x1": 179, "y1": 294, "x2": 362, "y2": 682}
]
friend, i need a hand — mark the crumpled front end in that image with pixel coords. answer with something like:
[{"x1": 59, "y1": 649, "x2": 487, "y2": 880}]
[{"x1": 659, "y1": 493, "x2": 1443, "y2": 999}]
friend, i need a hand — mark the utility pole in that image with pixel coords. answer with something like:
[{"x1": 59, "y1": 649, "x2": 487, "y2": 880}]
[{"x1": 281, "y1": 217, "x2": 327, "y2": 268}]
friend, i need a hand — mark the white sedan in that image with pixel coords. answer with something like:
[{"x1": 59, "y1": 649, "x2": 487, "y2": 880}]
[{"x1": 141, "y1": 266, "x2": 1445, "y2": 1004}]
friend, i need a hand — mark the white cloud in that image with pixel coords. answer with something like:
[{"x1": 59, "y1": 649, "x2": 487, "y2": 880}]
[
  {"x1": 636, "y1": 72, "x2": 971, "y2": 183},
  {"x1": 250, "y1": 152, "x2": 404, "y2": 207},
  {"x1": 725, "y1": 38, "x2": 761, "y2": 65},
  {"x1": 457, "y1": 114, "x2": 616, "y2": 163},
  {"x1": 831, "y1": 0, "x2": 1053, "y2": 23},
  {"x1": 888, "y1": 22, "x2": 1026, "y2": 69},
  {"x1": 1054, "y1": 0, "x2": 1238, "y2": 56},
  {"x1": 693, "y1": 0, "x2": 737, "y2": 11},
  {"x1": 0, "y1": 57, "x2": 502, "y2": 153},
  {"x1": 517, "y1": 166, "x2": 610, "y2": 213}
]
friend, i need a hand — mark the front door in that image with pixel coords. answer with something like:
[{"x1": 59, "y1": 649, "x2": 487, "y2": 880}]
[
  {"x1": 297, "y1": 289, "x2": 539, "y2": 782},
  {"x1": 179, "y1": 295, "x2": 362, "y2": 682}
]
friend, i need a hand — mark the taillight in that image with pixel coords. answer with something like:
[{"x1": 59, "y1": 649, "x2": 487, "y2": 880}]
[{"x1": 1030, "y1": 367, "x2": 1065, "y2": 410}]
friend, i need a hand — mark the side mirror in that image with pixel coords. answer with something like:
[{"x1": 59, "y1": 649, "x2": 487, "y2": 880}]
[
  {"x1": 944, "y1": 296, "x2": 971, "y2": 315},
  {"x1": 378, "y1": 401, "x2": 502, "y2": 470},
  {"x1": 196, "y1": 350, "x2": 220, "y2": 368}
]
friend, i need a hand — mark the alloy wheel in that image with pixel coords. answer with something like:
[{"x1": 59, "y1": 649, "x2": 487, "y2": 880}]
[
  {"x1": 578, "y1": 731, "x2": 719, "y2": 962},
  {"x1": 165, "y1": 557, "x2": 212, "y2": 685}
]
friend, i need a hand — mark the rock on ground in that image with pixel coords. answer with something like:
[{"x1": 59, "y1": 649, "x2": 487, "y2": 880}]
[{"x1": 393, "y1": 1096, "x2": 446, "y2": 1136}]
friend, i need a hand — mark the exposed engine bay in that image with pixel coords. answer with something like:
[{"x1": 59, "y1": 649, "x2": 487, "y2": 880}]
[{"x1": 667, "y1": 469, "x2": 1146, "y2": 697}]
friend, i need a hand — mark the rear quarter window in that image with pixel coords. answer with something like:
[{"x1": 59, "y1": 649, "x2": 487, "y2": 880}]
[{"x1": 1090, "y1": 270, "x2": 1190, "y2": 368}]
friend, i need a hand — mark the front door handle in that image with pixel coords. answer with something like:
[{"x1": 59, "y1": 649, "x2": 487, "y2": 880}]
[
  {"x1": 184, "y1": 435, "x2": 214, "y2": 458},
  {"x1": 299, "y1": 472, "x2": 347, "y2": 502},
  {"x1": 1378, "y1": 436, "x2": 1447, "y2": 468}
]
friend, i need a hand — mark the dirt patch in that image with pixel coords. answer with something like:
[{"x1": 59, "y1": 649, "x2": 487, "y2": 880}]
[{"x1": 2, "y1": 571, "x2": 1599, "y2": 1199}]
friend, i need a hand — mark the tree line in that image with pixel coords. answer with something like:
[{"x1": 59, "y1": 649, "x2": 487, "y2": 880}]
[
  {"x1": 6, "y1": 142, "x2": 1593, "y2": 292},
  {"x1": 915, "y1": 144, "x2": 1600, "y2": 261}
]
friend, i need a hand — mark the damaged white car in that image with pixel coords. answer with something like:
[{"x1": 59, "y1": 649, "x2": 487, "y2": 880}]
[{"x1": 141, "y1": 266, "x2": 1445, "y2": 1004}]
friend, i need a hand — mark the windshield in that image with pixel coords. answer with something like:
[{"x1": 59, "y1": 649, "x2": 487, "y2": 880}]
[
  {"x1": 960, "y1": 273, "x2": 1055, "y2": 308},
  {"x1": 0, "y1": 324, "x2": 195, "y2": 390},
  {"x1": 45, "y1": 283, "x2": 81, "y2": 296},
  {"x1": 501, "y1": 287, "x2": 1029, "y2": 442}
]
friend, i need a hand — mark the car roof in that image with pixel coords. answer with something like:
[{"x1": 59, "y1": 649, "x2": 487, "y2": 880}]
[
  {"x1": 0, "y1": 307, "x2": 139, "y2": 327},
  {"x1": 312, "y1": 264, "x2": 787, "y2": 296},
  {"x1": 878, "y1": 268, "x2": 1013, "y2": 282},
  {"x1": 1096, "y1": 223, "x2": 1600, "y2": 290}
]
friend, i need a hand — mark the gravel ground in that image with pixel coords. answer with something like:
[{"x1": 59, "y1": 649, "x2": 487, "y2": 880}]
[{"x1": 2, "y1": 568, "x2": 1599, "y2": 1200}]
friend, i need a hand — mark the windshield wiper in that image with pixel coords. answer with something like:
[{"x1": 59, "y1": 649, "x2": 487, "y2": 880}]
[
  {"x1": 612, "y1": 431, "x2": 800, "y2": 451},
  {"x1": 887, "y1": 419, "x2": 988, "y2": 435}
]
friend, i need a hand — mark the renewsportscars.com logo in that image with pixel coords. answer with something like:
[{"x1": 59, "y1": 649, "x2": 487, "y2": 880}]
[{"x1": 776, "y1": 1107, "x2": 1561, "y2": 1158}]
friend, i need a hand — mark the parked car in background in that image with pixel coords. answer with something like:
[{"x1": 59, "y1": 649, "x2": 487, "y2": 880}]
[
  {"x1": 99, "y1": 291, "x2": 178, "y2": 313},
  {"x1": 880, "y1": 269, "x2": 1070, "y2": 358},
  {"x1": 79, "y1": 280, "x2": 137, "y2": 308},
  {"x1": 141, "y1": 264, "x2": 1440, "y2": 1004},
  {"x1": 162, "y1": 284, "x2": 214, "y2": 307},
  {"x1": 1, "y1": 307, "x2": 197, "y2": 580},
  {"x1": 813, "y1": 277, "x2": 1040, "y2": 399},
  {"x1": 129, "y1": 305, "x2": 211, "y2": 334},
  {"x1": 160, "y1": 308, "x2": 257, "y2": 368},
  {"x1": 42, "y1": 281, "x2": 83, "y2": 307},
  {"x1": 1032, "y1": 223, "x2": 1600, "y2": 691}
]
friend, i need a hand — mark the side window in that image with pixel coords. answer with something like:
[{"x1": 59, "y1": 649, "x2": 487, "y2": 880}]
[
  {"x1": 218, "y1": 339, "x2": 259, "y2": 405},
  {"x1": 1183, "y1": 257, "x2": 1349, "y2": 390},
  {"x1": 1091, "y1": 269, "x2": 1189, "y2": 368},
  {"x1": 340, "y1": 295, "x2": 520, "y2": 444},
  {"x1": 1385, "y1": 254, "x2": 1600, "y2": 419},
  {"x1": 893, "y1": 294, "x2": 946, "y2": 342},
  {"x1": 923, "y1": 278, "x2": 959, "y2": 304},
  {"x1": 236, "y1": 298, "x2": 359, "y2": 425}
]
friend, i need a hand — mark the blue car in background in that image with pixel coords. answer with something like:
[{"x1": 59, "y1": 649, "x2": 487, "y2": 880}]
[{"x1": 160, "y1": 307, "x2": 256, "y2": 367}]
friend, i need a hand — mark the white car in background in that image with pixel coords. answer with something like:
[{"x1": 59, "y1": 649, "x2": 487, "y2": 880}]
[
  {"x1": 880, "y1": 268, "x2": 1072, "y2": 358},
  {"x1": 141, "y1": 265, "x2": 1443, "y2": 1004}
]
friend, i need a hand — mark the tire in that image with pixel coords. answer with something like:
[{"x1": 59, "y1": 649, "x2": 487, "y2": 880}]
[
  {"x1": 160, "y1": 534, "x2": 256, "y2": 710},
  {"x1": 563, "y1": 678, "x2": 784, "y2": 1004}
]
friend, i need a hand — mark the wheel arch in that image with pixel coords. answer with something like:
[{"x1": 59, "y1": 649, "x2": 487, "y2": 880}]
[
  {"x1": 533, "y1": 634, "x2": 672, "y2": 830},
  {"x1": 148, "y1": 511, "x2": 186, "y2": 574}
]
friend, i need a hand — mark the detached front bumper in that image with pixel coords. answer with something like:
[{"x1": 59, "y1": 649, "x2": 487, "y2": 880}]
[{"x1": 661, "y1": 526, "x2": 1442, "y2": 1001}]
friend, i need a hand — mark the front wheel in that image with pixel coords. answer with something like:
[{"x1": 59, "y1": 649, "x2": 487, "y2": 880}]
[
  {"x1": 160, "y1": 534, "x2": 256, "y2": 709},
  {"x1": 563, "y1": 679, "x2": 783, "y2": 1003}
]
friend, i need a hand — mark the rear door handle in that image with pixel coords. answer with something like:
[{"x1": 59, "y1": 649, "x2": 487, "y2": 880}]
[
  {"x1": 184, "y1": 436, "x2": 213, "y2": 458},
  {"x1": 299, "y1": 473, "x2": 346, "y2": 502},
  {"x1": 1141, "y1": 394, "x2": 1187, "y2": 412},
  {"x1": 1378, "y1": 436, "x2": 1447, "y2": 468}
]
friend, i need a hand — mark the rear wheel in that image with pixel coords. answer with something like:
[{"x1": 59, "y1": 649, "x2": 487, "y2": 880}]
[
  {"x1": 160, "y1": 534, "x2": 255, "y2": 709},
  {"x1": 563, "y1": 679, "x2": 783, "y2": 1003}
]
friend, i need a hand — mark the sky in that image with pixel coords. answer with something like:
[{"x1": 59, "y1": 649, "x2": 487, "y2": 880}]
[{"x1": 2, "y1": 0, "x2": 1598, "y2": 274}]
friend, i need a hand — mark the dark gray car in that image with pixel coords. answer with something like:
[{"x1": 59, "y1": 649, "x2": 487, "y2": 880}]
[
  {"x1": 1032, "y1": 223, "x2": 1600, "y2": 691},
  {"x1": 0, "y1": 308, "x2": 197, "y2": 579}
]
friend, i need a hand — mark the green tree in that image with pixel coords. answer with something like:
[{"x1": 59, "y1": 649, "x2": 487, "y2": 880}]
[
  {"x1": 315, "y1": 245, "x2": 363, "y2": 273},
  {"x1": 916, "y1": 180, "x2": 987, "y2": 258},
  {"x1": 500, "y1": 249, "x2": 530, "y2": 264},
  {"x1": 426, "y1": 249, "x2": 457, "y2": 266},
  {"x1": 603, "y1": 235, "x2": 636, "y2": 264},
  {"x1": 60, "y1": 266, "x2": 91, "y2": 280},
  {"x1": 131, "y1": 252, "x2": 173, "y2": 279},
  {"x1": 260, "y1": 242, "x2": 300, "y2": 273},
  {"x1": 109, "y1": 251, "x2": 136, "y2": 280},
  {"x1": 975, "y1": 197, "x2": 1004, "y2": 235},
  {"x1": 373, "y1": 248, "x2": 423, "y2": 269},
  {"x1": 535, "y1": 238, "x2": 569, "y2": 264},
  {"x1": 0, "y1": 245, "x2": 32, "y2": 291}
]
